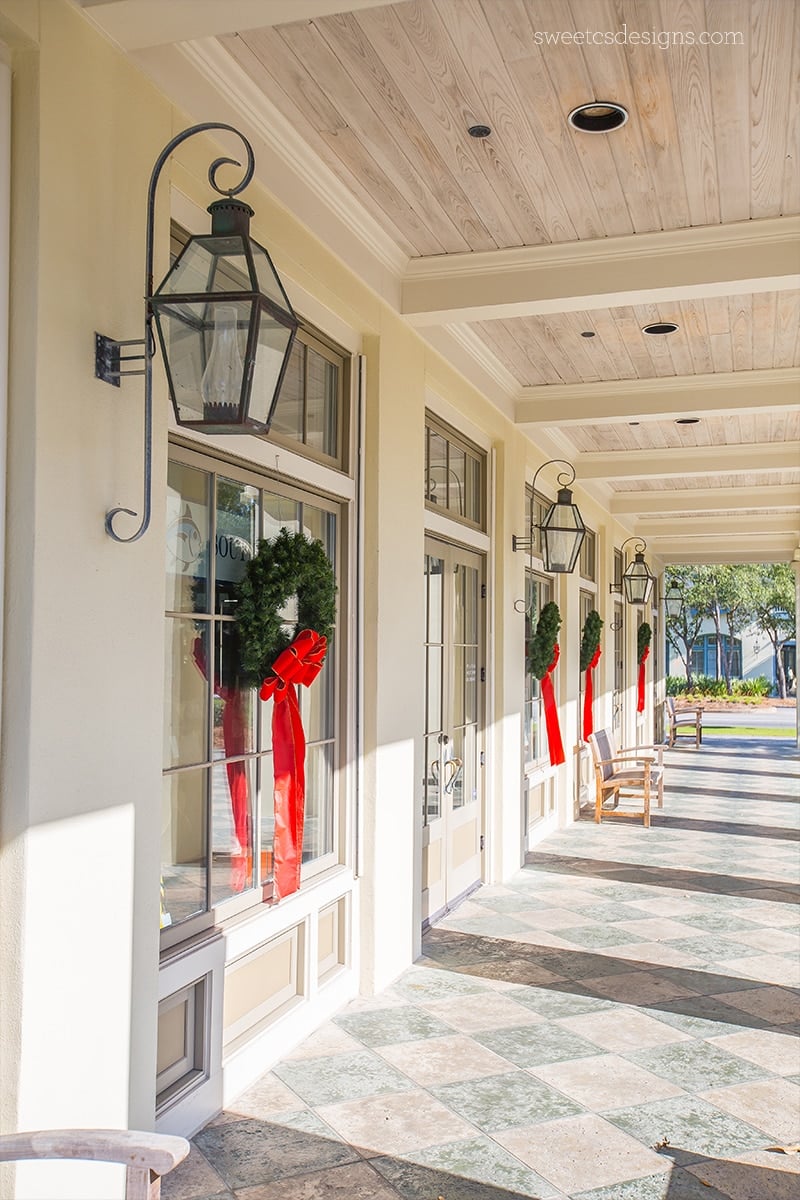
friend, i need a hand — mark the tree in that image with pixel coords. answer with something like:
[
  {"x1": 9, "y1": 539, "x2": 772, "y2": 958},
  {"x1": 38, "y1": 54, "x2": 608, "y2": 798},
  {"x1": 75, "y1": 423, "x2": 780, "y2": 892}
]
[
  {"x1": 746, "y1": 564, "x2": 796, "y2": 699},
  {"x1": 664, "y1": 568, "x2": 706, "y2": 689}
]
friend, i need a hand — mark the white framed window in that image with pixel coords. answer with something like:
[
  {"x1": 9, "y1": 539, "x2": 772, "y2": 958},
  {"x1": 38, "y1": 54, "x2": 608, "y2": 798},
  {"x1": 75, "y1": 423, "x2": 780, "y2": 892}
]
[
  {"x1": 424, "y1": 415, "x2": 486, "y2": 531},
  {"x1": 580, "y1": 528, "x2": 597, "y2": 581},
  {"x1": 523, "y1": 570, "x2": 553, "y2": 767},
  {"x1": 161, "y1": 443, "x2": 348, "y2": 947}
]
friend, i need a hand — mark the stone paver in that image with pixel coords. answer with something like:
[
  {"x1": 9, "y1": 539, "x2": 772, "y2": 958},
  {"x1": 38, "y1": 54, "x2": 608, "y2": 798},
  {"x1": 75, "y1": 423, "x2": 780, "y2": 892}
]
[{"x1": 165, "y1": 736, "x2": 800, "y2": 1200}]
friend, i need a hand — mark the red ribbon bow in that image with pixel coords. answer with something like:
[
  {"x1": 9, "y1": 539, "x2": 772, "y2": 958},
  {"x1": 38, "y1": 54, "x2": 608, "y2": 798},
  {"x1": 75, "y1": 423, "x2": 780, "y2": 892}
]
[
  {"x1": 637, "y1": 644, "x2": 650, "y2": 713},
  {"x1": 541, "y1": 643, "x2": 565, "y2": 767},
  {"x1": 583, "y1": 644, "x2": 602, "y2": 742},
  {"x1": 261, "y1": 630, "x2": 328, "y2": 901}
]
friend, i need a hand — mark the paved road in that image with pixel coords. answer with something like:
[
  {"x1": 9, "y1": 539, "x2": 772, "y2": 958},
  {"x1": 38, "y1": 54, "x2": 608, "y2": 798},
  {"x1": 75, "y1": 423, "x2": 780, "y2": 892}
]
[{"x1": 699, "y1": 706, "x2": 797, "y2": 728}]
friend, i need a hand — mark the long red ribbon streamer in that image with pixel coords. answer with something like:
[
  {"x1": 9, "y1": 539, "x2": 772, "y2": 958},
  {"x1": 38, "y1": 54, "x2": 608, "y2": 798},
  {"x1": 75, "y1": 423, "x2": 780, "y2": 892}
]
[
  {"x1": 541, "y1": 643, "x2": 565, "y2": 767},
  {"x1": 583, "y1": 645, "x2": 602, "y2": 742},
  {"x1": 193, "y1": 637, "x2": 251, "y2": 893},
  {"x1": 260, "y1": 630, "x2": 327, "y2": 901},
  {"x1": 637, "y1": 644, "x2": 650, "y2": 713}
]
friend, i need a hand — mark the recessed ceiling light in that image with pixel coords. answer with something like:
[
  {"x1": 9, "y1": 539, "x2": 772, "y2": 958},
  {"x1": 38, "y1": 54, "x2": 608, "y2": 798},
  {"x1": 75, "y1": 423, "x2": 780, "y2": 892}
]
[
  {"x1": 567, "y1": 102, "x2": 628, "y2": 133},
  {"x1": 581, "y1": 331, "x2": 596, "y2": 338},
  {"x1": 642, "y1": 322, "x2": 679, "y2": 335},
  {"x1": 468, "y1": 124, "x2": 491, "y2": 138},
  {"x1": 675, "y1": 418, "x2": 700, "y2": 425}
]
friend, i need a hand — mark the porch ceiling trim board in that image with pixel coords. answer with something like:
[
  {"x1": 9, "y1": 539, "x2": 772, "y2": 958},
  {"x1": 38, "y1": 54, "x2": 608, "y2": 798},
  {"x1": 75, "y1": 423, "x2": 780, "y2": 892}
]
[
  {"x1": 76, "y1": 1, "x2": 412, "y2": 52},
  {"x1": 611, "y1": 486, "x2": 800, "y2": 516},
  {"x1": 401, "y1": 217, "x2": 800, "y2": 326},
  {"x1": 657, "y1": 541, "x2": 798, "y2": 565},
  {"x1": 636, "y1": 513, "x2": 800, "y2": 538},
  {"x1": 514, "y1": 368, "x2": 800, "y2": 426},
  {"x1": 575, "y1": 441, "x2": 800, "y2": 480}
]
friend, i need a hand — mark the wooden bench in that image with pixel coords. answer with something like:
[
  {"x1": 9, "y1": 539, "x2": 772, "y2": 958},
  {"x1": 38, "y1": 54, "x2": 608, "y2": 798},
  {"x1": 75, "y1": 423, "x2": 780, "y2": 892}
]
[
  {"x1": 0, "y1": 1129, "x2": 189, "y2": 1199},
  {"x1": 666, "y1": 696, "x2": 703, "y2": 748},
  {"x1": 588, "y1": 728, "x2": 664, "y2": 828}
]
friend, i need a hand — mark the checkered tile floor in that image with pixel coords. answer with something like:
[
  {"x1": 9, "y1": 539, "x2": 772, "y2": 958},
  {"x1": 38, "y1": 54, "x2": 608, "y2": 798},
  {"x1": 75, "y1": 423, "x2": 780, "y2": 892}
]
[{"x1": 165, "y1": 735, "x2": 800, "y2": 1199}]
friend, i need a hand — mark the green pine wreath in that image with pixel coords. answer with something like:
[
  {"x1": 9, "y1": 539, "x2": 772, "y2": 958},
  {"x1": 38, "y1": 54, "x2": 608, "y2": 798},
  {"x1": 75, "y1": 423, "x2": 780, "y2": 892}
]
[
  {"x1": 235, "y1": 528, "x2": 337, "y2": 686},
  {"x1": 637, "y1": 621, "x2": 652, "y2": 663},
  {"x1": 580, "y1": 609, "x2": 603, "y2": 671},
  {"x1": 527, "y1": 600, "x2": 562, "y2": 680}
]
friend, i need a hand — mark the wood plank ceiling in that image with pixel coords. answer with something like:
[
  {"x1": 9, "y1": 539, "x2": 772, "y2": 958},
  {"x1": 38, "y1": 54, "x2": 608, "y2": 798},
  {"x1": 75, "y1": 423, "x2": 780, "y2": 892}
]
[
  {"x1": 224, "y1": 0, "x2": 798, "y2": 251},
  {"x1": 105, "y1": 0, "x2": 800, "y2": 562}
]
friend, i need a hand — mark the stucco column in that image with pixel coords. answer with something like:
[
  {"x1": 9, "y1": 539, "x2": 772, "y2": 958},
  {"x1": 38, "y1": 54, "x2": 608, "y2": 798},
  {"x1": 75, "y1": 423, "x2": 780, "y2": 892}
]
[{"x1": 359, "y1": 329, "x2": 425, "y2": 992}]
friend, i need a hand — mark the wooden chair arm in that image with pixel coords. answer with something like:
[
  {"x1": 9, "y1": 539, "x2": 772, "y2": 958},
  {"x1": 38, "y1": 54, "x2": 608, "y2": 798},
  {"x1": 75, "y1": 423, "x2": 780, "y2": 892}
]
[
  {"x1": 0, "y1": 1129, "x2": 189, "y2": 1175},
  {"x1": 594, "y1": 755, "x2": 654, "y2": 768}
]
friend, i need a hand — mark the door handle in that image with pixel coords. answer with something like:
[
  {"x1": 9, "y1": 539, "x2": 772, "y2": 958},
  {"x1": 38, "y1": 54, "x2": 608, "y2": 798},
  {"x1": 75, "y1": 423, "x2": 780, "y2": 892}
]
[{"x1": 444, "y1": 756, "x2": 463, "y2": 794}]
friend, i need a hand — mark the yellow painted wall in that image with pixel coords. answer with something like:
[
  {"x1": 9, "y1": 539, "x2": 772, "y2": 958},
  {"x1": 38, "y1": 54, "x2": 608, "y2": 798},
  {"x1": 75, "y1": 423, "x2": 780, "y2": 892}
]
[{"x1": 0, "y1": 3, "x2": 648, "y2": 1188}]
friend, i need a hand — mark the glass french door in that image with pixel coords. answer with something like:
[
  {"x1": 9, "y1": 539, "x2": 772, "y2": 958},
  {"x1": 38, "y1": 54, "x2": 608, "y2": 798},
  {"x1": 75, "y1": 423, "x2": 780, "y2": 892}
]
[
  {"x1": 613, "y1": 602, "x2": 624, "y2": 733},
  {"x1": 422, "y1": 538, "x2": 484, "y2": 924}
]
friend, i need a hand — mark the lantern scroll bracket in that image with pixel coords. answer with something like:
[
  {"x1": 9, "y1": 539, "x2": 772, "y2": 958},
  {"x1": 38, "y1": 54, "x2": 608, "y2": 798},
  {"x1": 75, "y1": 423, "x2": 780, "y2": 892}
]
[{"x1": 97, "y1": 122, "x2": 256, "y2": 544}]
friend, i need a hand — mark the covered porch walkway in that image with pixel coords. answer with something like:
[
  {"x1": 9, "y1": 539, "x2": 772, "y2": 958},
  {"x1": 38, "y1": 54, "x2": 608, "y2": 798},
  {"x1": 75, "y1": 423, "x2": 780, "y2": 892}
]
[{"x1": 166, "y1": 738, "x2": 800, "y2": 1200}]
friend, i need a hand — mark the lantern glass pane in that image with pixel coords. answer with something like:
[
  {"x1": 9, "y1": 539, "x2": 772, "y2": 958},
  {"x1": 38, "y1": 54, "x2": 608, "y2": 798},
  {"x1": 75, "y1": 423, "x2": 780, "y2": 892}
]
[
  {"x1": 623, "y1": 561, "x2": 654, "y2": 605},
  {"x1": 155, "y1": 298, "x2": 253, "y2": 425},
  {"x1": 250, "y1": 240, "x2": 295, "y2": 312},
  {"x1": 157, "y1": 235, "x2": 252, "y2": 295},
  {"x1": 665, "y1": 588, "x2": 683, "y2": 618},
  {"x1": 248, "y1": 311, "x2": 295, "y2": 429},
  {"x1": 540, "y1": 500, "x2": 585, "y2": 572}
]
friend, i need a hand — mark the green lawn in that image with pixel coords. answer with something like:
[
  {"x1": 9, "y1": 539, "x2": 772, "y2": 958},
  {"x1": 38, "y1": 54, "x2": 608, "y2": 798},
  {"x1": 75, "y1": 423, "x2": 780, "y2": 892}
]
[{"x1": 702, "y1": 726, "x2": 792, "y2": 737}]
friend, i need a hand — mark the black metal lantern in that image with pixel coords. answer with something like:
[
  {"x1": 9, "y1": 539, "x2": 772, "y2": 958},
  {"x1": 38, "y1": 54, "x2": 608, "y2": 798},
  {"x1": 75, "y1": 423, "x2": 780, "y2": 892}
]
[
  {"x1": 513, "y1": 460, "x2": 586, "y2": 574},
  {"x1": 95, "y1": 123, "x2": 297, "y2": 544},
  {"x1": 539, "y1": 483, "x2": 586, "y2": 573},
  {"x1": 664, "y1": 583, "x2": 684, "y2": 619},
  {"x1": 151, "y1": 198, "x2": 296, "y2": 435},
  {"x1": 621, "y1": 539, "x2": 656, "y2": 606}
]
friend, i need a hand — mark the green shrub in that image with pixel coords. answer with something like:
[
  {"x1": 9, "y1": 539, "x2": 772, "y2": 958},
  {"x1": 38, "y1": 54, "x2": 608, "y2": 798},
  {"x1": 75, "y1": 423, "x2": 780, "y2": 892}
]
[
  {"x1": 692, "y1": 675, "x2": 727, "y2": 697},
  {"x1": 732, "y1": 676, "x2": 772, "y2": 697},
  {"x1": 666, "y1": 675, "x2": 688, "y2": 696}
]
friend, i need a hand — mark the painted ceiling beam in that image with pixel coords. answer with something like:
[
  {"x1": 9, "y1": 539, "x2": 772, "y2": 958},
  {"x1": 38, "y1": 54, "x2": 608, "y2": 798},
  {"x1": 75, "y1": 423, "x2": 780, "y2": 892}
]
[
  {"x1": 576, "y1": 441, "x2": 800, "y2": 481},
  {"x1": 611, "y1": 486, "x2": 800, "y2": 516},
  {"x1": 515, "y1": 369, "x2": 800, "y2": 427},
  {"x1": 636, "y1": 514, "x2": 800, "y2": 538},
  {"x1": 76, "y1": 0, "x2": 409, "y2": 51},
  {"x1": 658, "y1": 542, "x2": 797, "y2": 565},
  {"x1": 402, "y1": 217, "x2": 800, "y2": 326}
]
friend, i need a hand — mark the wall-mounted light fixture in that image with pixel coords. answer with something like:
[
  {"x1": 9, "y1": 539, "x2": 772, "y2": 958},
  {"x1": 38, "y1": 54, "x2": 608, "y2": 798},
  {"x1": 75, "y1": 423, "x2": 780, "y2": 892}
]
[
  {"x1": 512, "y1": 459, "x2": 586, "y2": 574},
  {"x1": 96, "y1": 123, "x2": 298, "y2": 543},
  {"x1": 662, "y1": 583, "x2": 684, "y2": 619},
  {"x1": 610, "y1": 537, "x2": 656, "y2": 606}
]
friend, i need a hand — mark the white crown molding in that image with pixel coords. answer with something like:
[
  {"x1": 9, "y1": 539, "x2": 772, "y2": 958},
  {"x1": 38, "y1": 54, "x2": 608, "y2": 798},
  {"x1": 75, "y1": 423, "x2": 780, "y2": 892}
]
[
  {"x1": 178, "y1": 38, "x2": 409, "y2": 281},
  {"x1": 443, "y1": 325, "x2": 520, "y2": 400}
]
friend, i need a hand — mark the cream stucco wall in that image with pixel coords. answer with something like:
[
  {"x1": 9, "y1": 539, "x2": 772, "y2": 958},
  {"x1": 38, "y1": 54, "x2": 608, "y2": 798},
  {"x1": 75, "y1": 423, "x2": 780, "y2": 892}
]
[{"x1": 0, "y1": 3, "x2": 657, "y2": 1195}]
